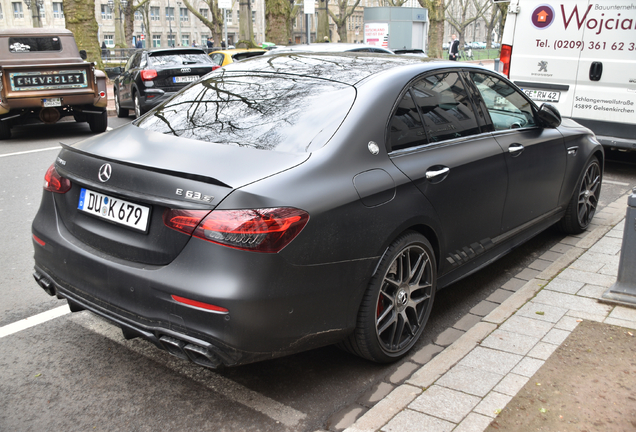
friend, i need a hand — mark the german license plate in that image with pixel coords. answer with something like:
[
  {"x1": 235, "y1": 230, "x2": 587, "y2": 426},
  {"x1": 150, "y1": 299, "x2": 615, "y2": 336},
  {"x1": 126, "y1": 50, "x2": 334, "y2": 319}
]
[
  {"x1": 43, "y1": 98, "x2": 62, "y2": 107},
  {"x1": 173, "y1": 75, "x2": 198, "y2": 83},
  {"x1": 523, "y1": 89, "x2": 560, "y2": 103},
  {"x1": 78, "y1": 188, "x2": 150, "y2": 232}
]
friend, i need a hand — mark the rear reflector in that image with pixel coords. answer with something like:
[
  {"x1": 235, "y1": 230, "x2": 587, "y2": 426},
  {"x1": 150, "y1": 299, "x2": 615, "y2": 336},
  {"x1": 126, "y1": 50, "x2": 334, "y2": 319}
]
[
  {"x1": 171, "y1": 295, "x2": 228, "y2": 313},
  {"x1": 44, "y1": 164, "x2": 71, "y2": 194},
  {"x1": 33, "y1": 234, "x2": 46, "y2": 246}
]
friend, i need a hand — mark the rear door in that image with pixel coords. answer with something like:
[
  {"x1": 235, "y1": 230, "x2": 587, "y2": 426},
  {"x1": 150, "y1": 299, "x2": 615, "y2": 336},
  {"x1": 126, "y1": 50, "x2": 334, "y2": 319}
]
[{"x1": 388, "y1": 71, "x2": 508, "y2": 273}]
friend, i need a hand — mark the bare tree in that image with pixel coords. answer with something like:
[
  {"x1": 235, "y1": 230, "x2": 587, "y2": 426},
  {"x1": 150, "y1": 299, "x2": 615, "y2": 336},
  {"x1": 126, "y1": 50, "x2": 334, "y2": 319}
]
[
  {"x1": 63, "y1": 0, "x2": 104, "y2": 68},
  {"x1": 182, "y1": 0, "x2": 224, "y2": 46},
  {"x1": 418, "y1": 0, "x2": 445, "y2": 58},
  {"x1": 327, "y1": 0, "x2": 360, "y2": 43},
  {"x1": 445, "y1": 0, "x2": 489, "y2": 48}
]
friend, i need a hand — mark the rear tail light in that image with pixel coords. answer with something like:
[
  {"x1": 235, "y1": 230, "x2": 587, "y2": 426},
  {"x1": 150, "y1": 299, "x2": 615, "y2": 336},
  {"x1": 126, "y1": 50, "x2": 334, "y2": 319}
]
[
  {"x1": 500, "y1": 44, "x2": 512, "y2": 78},
  {"x1": 140, "y1": 69, "x2": 158, "y2": 81},
  {"x1": 44, "y1": 164, "x2": 71, "y2": 194},
  {"x1": 212, "y1": 65, "x2": 221, "y2": 71},
  {"x1": 163, "y1": 207, "x2": 309, "y2": 253}
]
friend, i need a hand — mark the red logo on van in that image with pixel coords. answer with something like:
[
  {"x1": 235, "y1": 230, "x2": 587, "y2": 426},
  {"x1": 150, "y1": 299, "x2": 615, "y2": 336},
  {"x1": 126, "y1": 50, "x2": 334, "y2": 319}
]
[{"x1": 531, "y1": 4, "x2": 555, "y2": 29}]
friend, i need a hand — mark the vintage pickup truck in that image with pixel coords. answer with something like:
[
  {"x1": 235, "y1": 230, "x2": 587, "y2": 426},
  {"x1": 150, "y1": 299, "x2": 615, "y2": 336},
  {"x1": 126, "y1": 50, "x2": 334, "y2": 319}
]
[{"x1": 0, "y1": 28, "x2": 108, "y2": 140}]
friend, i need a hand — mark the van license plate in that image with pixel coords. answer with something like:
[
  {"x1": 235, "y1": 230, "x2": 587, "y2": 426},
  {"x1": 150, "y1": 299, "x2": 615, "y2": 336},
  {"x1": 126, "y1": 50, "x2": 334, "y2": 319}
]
[
  {"x1": 523, "y1": 89, "x2": 560, "y2": 103},
  {"x1": 43, "y1": 98, "x2": 62, "y2": 107},
  {"x1": 78, "y1": 188, "x2": 150, "y2": 232}
]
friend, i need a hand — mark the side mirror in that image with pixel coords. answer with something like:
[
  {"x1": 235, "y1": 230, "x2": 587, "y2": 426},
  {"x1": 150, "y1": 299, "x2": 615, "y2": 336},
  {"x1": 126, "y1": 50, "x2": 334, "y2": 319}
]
[
  {"x1": 537, "y1": 103, "x2": 561, "y2": 128},
  {"x1": 79, "y1": 50, "x2": 87, "y2": 60}
]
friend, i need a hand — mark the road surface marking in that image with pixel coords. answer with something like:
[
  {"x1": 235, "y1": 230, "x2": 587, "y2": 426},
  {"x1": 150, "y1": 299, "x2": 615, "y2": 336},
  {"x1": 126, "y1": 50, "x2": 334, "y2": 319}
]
[
  {"x1": 602, "y1": 179, "x2": 630, "y2": 186},
  {"x1": 0, "y1": 306, "x2": 70, "y2": 339},
  {"x1": 0, "y1": 146, "x2": 60, "y2": 158}
]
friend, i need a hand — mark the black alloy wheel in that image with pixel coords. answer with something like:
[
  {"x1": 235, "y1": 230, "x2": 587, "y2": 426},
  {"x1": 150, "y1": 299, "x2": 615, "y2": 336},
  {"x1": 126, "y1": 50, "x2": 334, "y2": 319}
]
[
  {"x1": 341, "y1": 232, "x2": 436, "y2": 363},
  {"x1": 114, "y1": 90, "x2": 129, "y2": 118},
  {"x1": 559, "y1": 156, "x2": 601, "y2": 234}
]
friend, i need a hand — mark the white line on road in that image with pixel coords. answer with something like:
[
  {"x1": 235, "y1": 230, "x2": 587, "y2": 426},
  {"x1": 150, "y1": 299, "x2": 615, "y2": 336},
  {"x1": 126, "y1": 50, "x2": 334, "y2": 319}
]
[
  {"x1": 0, "y1": 146, "x2": 60, "y2": 158},
  {"x1": 0, "y1": 305, "x2": 70, "y2": 339},
  {"x1": 603, "y1": 179, "x2": 631, "y2": 186}
]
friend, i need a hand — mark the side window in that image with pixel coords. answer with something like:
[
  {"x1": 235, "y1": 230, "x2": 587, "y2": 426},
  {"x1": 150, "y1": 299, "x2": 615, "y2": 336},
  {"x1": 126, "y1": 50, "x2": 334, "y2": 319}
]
[
  {"x1": 470, "y1": 72, "x2": 536, "y2": 131},
  {"x1": 210, "y1": 53, "x2": 224, "y2": 66},
  {"x1": 389, "y1": 90, "x2": 427, "y2": 151},
  {"x1": 411, "y1": 72, "x2": 480, "y2": 143},
  {"x1": 124, "y1": 53, "x2": 136, "y2": 71}
]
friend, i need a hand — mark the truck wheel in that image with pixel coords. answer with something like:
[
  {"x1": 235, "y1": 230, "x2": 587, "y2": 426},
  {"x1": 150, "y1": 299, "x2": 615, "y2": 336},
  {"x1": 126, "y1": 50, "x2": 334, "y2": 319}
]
[
  {"x1": 114, "y1": 91, "x2": 128, "y2": 118},
  {"x1": 88, "y1": 110, "x2": 108, "y2": 133},
  {"x1": 339, "y1": 231, "x2": 436, "y2": 363},
  {"x1": 0, "y1": 120, "x2": 11, "y2": 140}
]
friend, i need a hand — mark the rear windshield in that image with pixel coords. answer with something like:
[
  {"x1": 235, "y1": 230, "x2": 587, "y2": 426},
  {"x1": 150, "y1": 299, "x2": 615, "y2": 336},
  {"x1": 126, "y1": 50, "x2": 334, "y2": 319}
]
[
  {"x1": 137, "y1": 72, "x2": 355, "y2": 153},
  {"x1": 148, "y1": 52, "x2": 212, "y2": 66},
  {"x1": 9, "y1": 37, "x2": 61, "y2": 53}
]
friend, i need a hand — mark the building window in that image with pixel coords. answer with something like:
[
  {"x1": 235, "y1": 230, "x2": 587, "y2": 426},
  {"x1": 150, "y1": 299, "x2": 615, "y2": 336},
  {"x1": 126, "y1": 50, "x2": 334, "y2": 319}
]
[
  {"x1": 152, "y1": 34, "x2": 161, "y2": 47},
  {"x1": 134, "y1": 10, "x2": 142, "y2": 20},
  {"x1": 150, "y1": 6, "x2": 160, "y2": 20},
  {"x1": 101, "y1": 4, "x2": 112, "y2": 20},
  {"x1": 167, "y1": 34, "x2": 175, "y2": 47},
  {"x1": 236, "y1": 10, "x2": 239, "y2": 22},
  {"x1": 165, "y1": 7, "x2": 174, "y2": 21},
  {"x1": 39, "y1": 4, "x2": 45, "y2": 19},
  {"x1": 104, "y1": 35, "x2": 114, "y2": 47},
  {"x1": 179, "y1": 7, "x2": 188, "y2": 21},
  {"x1": 199, "y1": 8, "x2": 207, "y2": 19},
  {"x1": 53, "y1": 2, "x2": 63, "y2": 18},
  {"x1": 225, "y1": 9, "x2": 231, "y2": 23},
  {"x1": 0, "y1": 4, "x2": 4, "y2": 19},
  {"x1": 181, "y1": 34, "x2": 189, "y2": 47},
  {"x1": 251, "y1": 10, "x2": 255, "y2": 22},
  {"x1": 12, "y1": 2, "x2": 23, "y2": 19}
]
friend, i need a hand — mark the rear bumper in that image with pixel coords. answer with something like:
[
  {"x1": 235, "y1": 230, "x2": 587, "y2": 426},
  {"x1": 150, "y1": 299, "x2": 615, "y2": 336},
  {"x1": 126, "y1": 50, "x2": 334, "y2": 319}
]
[{"x1": 31, "y1": 192, "x2": 373, "y2": 367}]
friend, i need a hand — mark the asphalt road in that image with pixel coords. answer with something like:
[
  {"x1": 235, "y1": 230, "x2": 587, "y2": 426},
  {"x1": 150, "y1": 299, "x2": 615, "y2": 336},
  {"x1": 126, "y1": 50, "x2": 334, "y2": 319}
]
[{"x1": 1, "y1": 118, "x2": 634, "y2": 431}]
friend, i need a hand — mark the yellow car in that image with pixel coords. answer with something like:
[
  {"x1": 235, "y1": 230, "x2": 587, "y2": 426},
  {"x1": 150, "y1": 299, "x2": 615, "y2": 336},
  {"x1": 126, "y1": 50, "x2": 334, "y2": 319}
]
[{"x1": 209, "y1": 49, "x2": 267, "y2": 68}]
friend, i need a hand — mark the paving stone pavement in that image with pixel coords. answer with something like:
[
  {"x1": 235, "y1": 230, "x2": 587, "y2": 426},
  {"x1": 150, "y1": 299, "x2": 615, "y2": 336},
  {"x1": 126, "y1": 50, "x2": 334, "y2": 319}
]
[{"x1": 339, "y1": 192, "x2": 634, "y2": 432}]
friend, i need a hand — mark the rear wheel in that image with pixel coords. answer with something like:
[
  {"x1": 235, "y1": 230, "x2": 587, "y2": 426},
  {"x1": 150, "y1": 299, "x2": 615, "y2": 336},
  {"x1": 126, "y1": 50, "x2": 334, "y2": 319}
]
[
  {"x1": 559, "y1": 156, "x2": 601, "y2": 234},
  {"x1": 341, "y1": 232, "x2": 436, "y2": 363},
  {"x1": 0, "y1": 120, "x2": 11, "y2": 140},
  {"x1": 88, "y1": 110, "x2": 108, "y2": 133},
  {"x1": 114, "y1": 90, "x2": 129, "y2": 118}
]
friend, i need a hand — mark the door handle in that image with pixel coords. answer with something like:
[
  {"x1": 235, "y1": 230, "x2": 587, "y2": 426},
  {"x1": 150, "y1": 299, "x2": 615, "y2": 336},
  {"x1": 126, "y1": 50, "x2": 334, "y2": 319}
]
[
  {"x1": 508, "y1": 143, "x2": 524, "y2": 157},
  {"x1": 589, "y1": 62, "x2": 603, "y2": 81},
  {"x1": 425, "y1": 166, "x2": 450, "y2": 180}
]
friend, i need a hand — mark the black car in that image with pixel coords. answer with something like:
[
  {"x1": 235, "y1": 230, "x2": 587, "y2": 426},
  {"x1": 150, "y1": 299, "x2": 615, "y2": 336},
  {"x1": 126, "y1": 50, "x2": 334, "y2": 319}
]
[
  {"x1": 32, "y1": 53, "x2": 603, "y2": 368},
  {"x1": 113, "y1": 47, "x2": 216, "y2": 118}
]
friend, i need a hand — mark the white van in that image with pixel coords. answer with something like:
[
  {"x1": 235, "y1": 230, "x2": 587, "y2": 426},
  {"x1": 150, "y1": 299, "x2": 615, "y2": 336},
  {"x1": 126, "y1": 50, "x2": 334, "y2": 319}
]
[{"x1": 500, "y1": 0, "x2": 636, "y2": 151}]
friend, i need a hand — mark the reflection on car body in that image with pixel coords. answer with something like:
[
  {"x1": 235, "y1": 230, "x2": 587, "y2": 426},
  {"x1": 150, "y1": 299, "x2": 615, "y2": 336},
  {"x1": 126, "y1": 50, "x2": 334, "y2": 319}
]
[{"x1": 32, "y1": 53, "x2": 603, "y2": 369}]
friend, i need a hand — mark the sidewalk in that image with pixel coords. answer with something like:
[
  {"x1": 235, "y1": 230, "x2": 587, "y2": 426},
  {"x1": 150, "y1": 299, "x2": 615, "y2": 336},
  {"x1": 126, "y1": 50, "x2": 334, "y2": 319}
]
[{"x1": 342, "y1": 191, "x2": 635, "y2": 432}]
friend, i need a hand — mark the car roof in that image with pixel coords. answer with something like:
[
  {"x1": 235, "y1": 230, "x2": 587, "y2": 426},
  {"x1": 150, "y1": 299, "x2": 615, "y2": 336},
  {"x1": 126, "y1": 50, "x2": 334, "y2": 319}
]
[
  {"x1": 266, "y1": 43, "x2": 394, "y2": 54},
  {"x1": 221, "y1": 52, "x2": 448, "y2": 86},
  {"x1": 141, "y1": 47, "x2": 208, "y2": 55},
  {"x1": 214, "y1": 48, "x2": 267, "y2": 55},
  {"x1": 0, "y1": 28, "x2": 73, "y2": 37}
]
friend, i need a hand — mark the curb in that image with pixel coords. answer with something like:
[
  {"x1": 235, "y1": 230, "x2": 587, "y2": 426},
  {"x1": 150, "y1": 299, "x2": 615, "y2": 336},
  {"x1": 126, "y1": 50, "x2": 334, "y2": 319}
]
[{"x1": 343, "y1": 194, "x2": 629, "y2": 432}]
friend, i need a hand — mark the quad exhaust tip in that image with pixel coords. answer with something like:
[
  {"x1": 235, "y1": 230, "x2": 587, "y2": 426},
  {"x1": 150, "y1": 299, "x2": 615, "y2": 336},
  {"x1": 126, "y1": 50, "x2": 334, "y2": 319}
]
[{"x1": 159, "y1": 335, "x2": 221, "y2": 368}]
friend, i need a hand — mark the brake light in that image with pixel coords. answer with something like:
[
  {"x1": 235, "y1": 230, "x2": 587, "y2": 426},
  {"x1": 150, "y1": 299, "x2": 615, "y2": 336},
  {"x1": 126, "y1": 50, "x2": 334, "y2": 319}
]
[
  {"x1": 163, "y1": 209, "x2": 211, "y2": 235},
  {"x1": 212, "y1": 65, "x2": 221, "y2": 71},
  {"x1": 140, "y1": 69, "x2": 158, "y2": 81},
  {"x1": 44, "y1": 164, "x2": 71, "y2": 193},
  {"x1": 500, "y1": 44, "x2": 512, "y2": 78},
  {"x1": 194, "y1": 208, "x2": 309, "y2": 253}
]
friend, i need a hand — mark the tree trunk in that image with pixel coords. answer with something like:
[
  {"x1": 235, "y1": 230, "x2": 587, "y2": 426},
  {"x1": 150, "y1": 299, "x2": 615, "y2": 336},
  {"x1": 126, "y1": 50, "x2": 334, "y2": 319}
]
[
  {"x1": 63, "y1": 0, "x2": 103, "y2": 69},
  {"x1": 265, "y1": 0, "x2": 291, "y2": 44},
  {"x1": 239, "y1": 0, "x2": 254, "y2": 45},
  {"x1": 317, "y1": 0, "x2": 329, "y2": 42},
  {"x1": 419, "y1": 0, "x2": 444, "y2": 58}
]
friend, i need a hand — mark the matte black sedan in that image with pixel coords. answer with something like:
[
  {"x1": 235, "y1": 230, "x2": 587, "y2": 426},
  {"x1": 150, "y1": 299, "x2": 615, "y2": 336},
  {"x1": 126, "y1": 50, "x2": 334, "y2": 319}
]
[
  {"x1": 32, "y1": 53, "x2": 603, "y2": 368},
  {"x1": 113, "y1": 47, "x2": 216, "y2": 118}
]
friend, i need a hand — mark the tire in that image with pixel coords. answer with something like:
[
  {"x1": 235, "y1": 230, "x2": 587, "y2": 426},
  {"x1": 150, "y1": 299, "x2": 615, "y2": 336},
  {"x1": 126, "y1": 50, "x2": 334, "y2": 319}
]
[
  {"x1": 133, "y1": 93, "x2": 144, "y2": 118},
  {"x1": 558, "y1": 156, "x2": 601, "y2": 234},
  {"x1": 73, "y1": 113, "x2": 87, "y2": 123},
  {"x1": 114, "y1": 90, "x2": 129, "y2": 118},
  {"x1": 88, "y1": 110, "x2": 108, "y2": 133},
  {"x1": 340, "y1": 231, "x2": 437, "y2": 363},
  {"x1": 0, "y1": 120, "x2": 11, "y2": 140}
]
